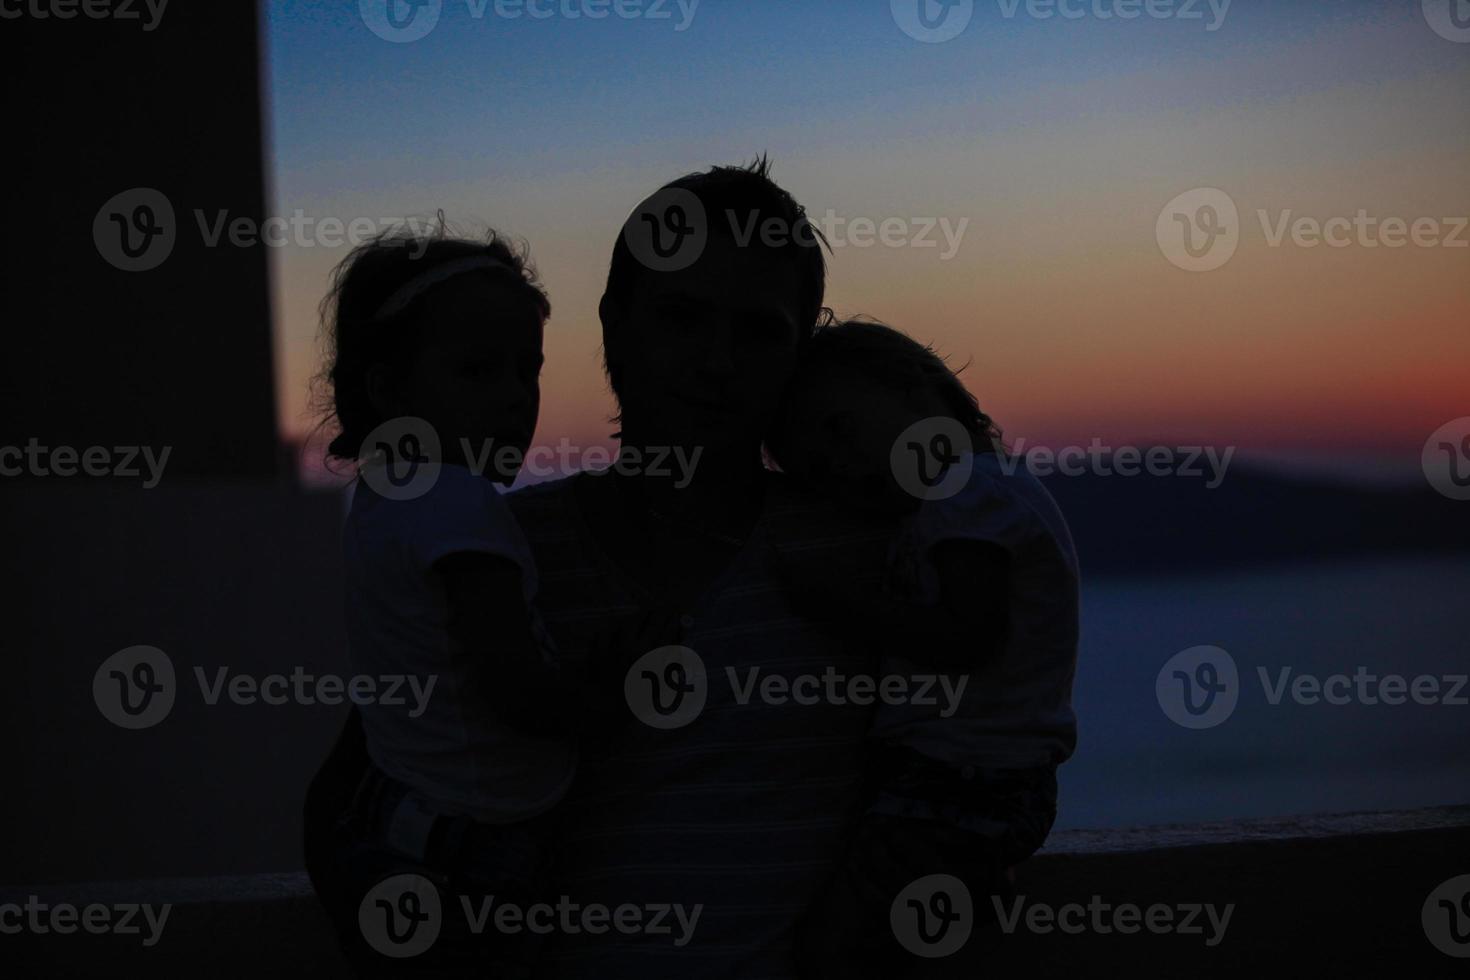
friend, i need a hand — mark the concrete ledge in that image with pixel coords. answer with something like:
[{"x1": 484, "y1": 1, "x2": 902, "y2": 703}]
[
  {"x1": 7, "y1": 807, "x2": 1468, "y2": 976},
  {"x1": 1042, "y1": 802, "x2": 1470, "y2": 855}
]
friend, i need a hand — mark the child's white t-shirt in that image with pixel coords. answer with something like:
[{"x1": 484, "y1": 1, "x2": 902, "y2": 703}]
[
  {"x1": 343, "y1": 463, "x2": 576, "y2": 823},
  {"x1": 876, "y1": 451, "x2": 1080, "y2": 770}
]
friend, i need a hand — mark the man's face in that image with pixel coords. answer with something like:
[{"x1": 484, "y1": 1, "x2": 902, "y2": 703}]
[{"x1": 607, "y1": 232, "x2": 804, "y2": 450}]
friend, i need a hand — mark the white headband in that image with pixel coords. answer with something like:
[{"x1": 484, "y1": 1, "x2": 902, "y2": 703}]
[{"x1": 371, "y1": 255, "x2": 514, "y2": 321}]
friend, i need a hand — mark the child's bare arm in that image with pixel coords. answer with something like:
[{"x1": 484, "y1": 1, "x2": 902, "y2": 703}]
[
  {"x1": 773, "y1": 538, "x2": 1012, "y2": 670},
  {"x1": 437, "y1": 553, "x2": 679, "y2": 735},
  {"x1": 435, "y1": 551, "x2": 579, "y2": 737}
]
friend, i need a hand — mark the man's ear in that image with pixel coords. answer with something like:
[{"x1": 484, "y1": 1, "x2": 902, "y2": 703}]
[{"x1": 598, "y1": 293, "x2": 624, "y2": 390}]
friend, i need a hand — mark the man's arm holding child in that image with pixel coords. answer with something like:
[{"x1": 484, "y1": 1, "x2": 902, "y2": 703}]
[
  {"x1": 793, "y1": 537, "x2": 1059, "y2": 978},
  {"x1": 775, "y1": 538, "x2": 1011, "y2": 668},
  {"x1": 438, "y1": 552, "x2": 675, "y2": 736}
]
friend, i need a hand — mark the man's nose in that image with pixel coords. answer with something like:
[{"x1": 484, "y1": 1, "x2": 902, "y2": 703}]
[
  {"x1": 496, "y1": 371, "x2": 534, "y2": 413},
  {"x1": 695, "y1": 318, "x2": 738, "y2": 379}
]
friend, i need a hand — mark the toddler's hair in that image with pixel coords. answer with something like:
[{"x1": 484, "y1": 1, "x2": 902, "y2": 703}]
[
  {"x1": 768, "y1": 316, "x2": 1001, "y2": 466},
  {"x1": 312, "y1": 218, "x2": 550, "y2": 463}
]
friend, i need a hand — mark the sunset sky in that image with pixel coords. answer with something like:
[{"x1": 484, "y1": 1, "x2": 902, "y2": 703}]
[{"x1": 264, "y1": 0, "x2": 1468, "y2": 479}]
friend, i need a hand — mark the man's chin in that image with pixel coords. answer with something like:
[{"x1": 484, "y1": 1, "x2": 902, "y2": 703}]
[{"x1": 625, "y1": 414, "x2": 755, "y2": 451}]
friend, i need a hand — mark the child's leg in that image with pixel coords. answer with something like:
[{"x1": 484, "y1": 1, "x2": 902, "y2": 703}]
[
  {"x1": 329, "y1": 766, "x2": 553, "y2": 978},
  {"x1": 426, "y1": 813, "x2": 555, "y2": 978},
  {"x1": 796, "y1": 745, "x2": 1054, "y2": 976}
]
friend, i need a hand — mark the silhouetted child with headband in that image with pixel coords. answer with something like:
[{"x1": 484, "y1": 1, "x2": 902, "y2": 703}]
[{"x1": 316, "y1": 224, "x2": 622, "y2": 977}]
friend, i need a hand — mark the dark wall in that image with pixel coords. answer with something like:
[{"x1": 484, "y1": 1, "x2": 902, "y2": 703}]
[{"x1": 2, "y1": 1, "x2": 278, "y2": 479}]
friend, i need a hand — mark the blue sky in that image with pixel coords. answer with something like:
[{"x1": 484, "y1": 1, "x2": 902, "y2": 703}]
[{"x1": 265, "y1": 1, "x2": 1469, "y2": 479}]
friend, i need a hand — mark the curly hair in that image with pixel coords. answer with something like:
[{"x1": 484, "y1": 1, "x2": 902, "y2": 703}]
[
  {"x1": 310, "y1": 217, "x2": 550, "y2": 464},
  {"x1": 767, "y1": 315, "x2": 1003, "y2": 468}
]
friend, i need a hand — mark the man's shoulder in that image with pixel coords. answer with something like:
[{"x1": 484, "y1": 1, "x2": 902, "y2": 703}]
[
  {"x1": 503, "y1": 473, "x2": 590, "y2": 562},
  {"x1": 505, "y1": 473, "x2": 578, "y2": 515},
  {"x1": 761, "y1": 470, "x2": 895, "y2": 561}
]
